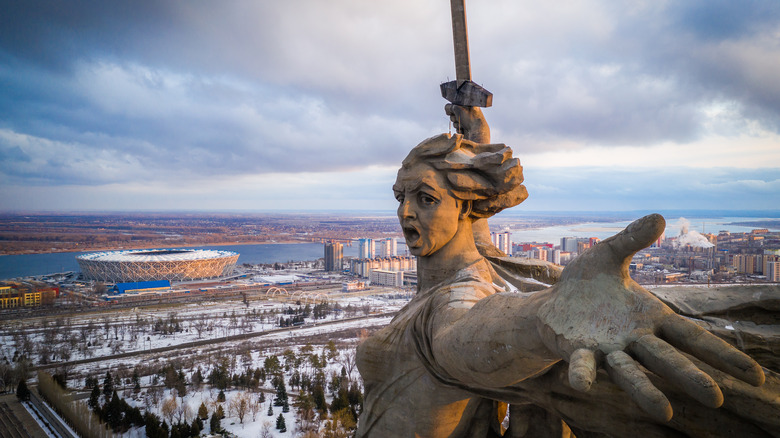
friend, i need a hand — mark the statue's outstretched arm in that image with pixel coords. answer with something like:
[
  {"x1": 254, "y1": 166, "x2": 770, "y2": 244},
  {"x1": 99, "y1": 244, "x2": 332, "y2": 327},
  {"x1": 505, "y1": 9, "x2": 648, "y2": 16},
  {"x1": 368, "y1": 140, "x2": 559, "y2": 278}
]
[
  {"x1": 536, "y1": 213, "x2": 765, "y2": 421},
  {"x1": 428, "y1": 214, "x2": 764, "y2": 423}
]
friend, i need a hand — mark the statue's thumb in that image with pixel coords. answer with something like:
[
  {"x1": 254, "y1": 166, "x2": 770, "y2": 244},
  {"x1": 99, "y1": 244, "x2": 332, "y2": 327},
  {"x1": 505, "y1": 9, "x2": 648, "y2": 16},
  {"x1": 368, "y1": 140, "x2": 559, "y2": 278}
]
[{"x1": 560, "y1": 214, "x2": 665, "y2": 281}]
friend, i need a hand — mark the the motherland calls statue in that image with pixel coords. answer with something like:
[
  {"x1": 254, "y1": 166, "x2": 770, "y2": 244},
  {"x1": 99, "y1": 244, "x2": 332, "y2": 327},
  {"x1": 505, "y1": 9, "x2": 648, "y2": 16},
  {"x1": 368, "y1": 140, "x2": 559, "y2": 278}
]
[{"x1": 354, "y1": 104, "x2": 780, "y2": 437}]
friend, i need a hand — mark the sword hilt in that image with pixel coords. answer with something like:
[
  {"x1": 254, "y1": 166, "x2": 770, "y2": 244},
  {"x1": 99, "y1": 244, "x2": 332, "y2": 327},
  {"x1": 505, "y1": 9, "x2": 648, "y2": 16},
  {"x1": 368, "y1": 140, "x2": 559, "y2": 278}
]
[
  {"x1": 440, "y1": 80, "x2": 492, "y2": 107},
  {"x1": 442, "y1": 0, "x2": 492, "y2": 108}
]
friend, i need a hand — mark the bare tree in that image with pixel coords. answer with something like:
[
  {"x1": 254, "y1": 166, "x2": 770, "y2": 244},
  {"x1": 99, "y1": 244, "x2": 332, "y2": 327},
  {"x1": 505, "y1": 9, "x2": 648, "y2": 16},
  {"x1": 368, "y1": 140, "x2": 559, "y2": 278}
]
[
  {"x1": 249, "y1": 396, "x2": 262, "y2": 422},
  {"x1": 161, "y1": 396, "x2": 178, "y2": 424},
  {"x1": 337, "y1": 349, "x2": 358, "y2": 381},
  {"x1": 149, "y1": 386, "x2": 163, "y2": 407},
  {"x1": 175, "y1": 401, "x2": 192, "y2": 424},
  {"x1": 229, "y1": 391, "x2": 250, "y2": 424},
  {"x1": 102, "y1": 315, "x2": 111, "y2": 337},
  {"x1": 258, "y1": 421, "x2": 274, "y2": 438}
]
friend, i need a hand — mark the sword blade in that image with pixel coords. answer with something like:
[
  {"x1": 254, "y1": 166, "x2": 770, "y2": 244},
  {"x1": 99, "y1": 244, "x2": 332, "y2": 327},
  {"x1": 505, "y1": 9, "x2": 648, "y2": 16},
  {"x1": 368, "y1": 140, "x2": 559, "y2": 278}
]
[{"x1": 450, "y1": 0, "x2": 471, "y2": 86}]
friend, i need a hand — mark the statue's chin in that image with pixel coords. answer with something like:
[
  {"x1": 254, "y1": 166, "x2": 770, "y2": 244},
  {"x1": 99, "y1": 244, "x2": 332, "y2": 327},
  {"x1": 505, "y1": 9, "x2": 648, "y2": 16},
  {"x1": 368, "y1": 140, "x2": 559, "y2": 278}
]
[{"x1": 407, "y1": 246, "x2": 423, "y2": 257}]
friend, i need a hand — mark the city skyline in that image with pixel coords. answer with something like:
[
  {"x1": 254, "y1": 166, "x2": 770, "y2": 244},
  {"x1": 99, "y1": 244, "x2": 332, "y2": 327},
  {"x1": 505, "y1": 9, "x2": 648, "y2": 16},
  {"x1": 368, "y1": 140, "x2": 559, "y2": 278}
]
[{"x1": 1, "y1": 1, "x2": 779, "y2": 212}]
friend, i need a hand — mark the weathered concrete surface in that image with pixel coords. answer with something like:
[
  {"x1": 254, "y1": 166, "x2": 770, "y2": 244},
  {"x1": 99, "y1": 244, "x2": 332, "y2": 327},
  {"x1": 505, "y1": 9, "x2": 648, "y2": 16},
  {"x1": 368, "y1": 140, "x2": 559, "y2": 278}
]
[{"x1": 650, "y1": 285, "x2": 780, "y2": 373}]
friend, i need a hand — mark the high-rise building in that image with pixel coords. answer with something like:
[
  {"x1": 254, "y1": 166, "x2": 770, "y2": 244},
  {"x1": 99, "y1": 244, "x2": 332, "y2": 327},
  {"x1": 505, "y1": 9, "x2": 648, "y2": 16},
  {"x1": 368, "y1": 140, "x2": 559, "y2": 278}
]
[
  {"x1": 358, "y1": 238, "x2": 375, "y2": 259},
  {"x1": 767, "y1": 261, "x2": 780, "y2": 282},
  {"x1": 549, "y1": 249, "x2": 561, "y2": 265},
  {"x1": 733, "y1": 254, "x2": 757, "y2": 274},
  {"x1": 561, "y1": 237, "x2": 578, "y2": 253},
  {"x1": 532, "y1": 248, "x2": 548, "y2": 261},
  {"x1": 491, "y1": 232, "x2": 512, "y2": 255},
  {"x1": 378, "y1": 238, "x2": 398, "y2": 257},
  {"x1": 324, "y1": 242, "x2": 343, "y2": 272}
]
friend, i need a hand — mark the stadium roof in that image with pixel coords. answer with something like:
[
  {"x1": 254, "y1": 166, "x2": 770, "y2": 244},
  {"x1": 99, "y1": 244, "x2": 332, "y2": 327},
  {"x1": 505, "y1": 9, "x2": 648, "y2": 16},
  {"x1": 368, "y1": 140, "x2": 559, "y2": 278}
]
[{"x1": 77, "y1": 249, "x2": 238, "y2": 262}]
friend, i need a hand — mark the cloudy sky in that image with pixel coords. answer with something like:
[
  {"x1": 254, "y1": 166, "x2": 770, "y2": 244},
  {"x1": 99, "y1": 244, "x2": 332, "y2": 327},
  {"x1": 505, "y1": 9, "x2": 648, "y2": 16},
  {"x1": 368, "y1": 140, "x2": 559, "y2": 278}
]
[{"x1": 1, "y1": 0, "x2": 779, "y2": 213}]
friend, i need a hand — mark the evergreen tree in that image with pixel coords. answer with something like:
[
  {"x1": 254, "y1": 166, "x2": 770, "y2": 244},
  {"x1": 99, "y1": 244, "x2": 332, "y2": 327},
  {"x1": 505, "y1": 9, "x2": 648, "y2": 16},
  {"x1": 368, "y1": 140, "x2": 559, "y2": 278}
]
[
  {"x1": 192, "y1": 367, "x2": 204, "y2": 388},
  {"x1": 273, "y1": 380, "x2": 288, "y2": 407},
  {"x1": 198, "y1": 402, "x2": 209, "y2": 420},
  {"x1": 348, "y1": 380, "x2": 364, "y2": 417},
  {"x1": 263, "y1": 355, "x2": 282, "y2": 375},
  {"x1": 216, "y1": 404, "x2": 225, "y2": 419},
  {"x1": 190, "y1": 417, "x2": 202, "y2": 437},
  {"x1": 330, "y1": 386, "x2": 350, "y2": 415},
  {"x1": 16, "y1": 379, "x2": 30, "y2": 401},
  {"x1": 105, "y1": 391, "x2": 123, "y2": 430},
  {"x1": 132, "y1": 369, "x2": 141, "y2": 394},
  {"x1": 103, "y1": 370, "x2": 113, "y2": 398},
  {"x1": 88, "y1": 385, "x2": 100, "y2": 409},
  {"x1": 312, "y1": 383, "x2": 327, "y2": 413},
  {"x1": 175, "y1": 375, "x2": 187, "y2": 400},
  {"x1": 267, "y1": 403, "x2": 274, "y2": 416},
  {"x1": 144, "y1": 412, "x2": 164, "y2": 438},
  {"x1": 276, "y1": 413, "x2": 287, "y2": 432},
  {"x1": 258, "y1": 391, "x2": 266, "y2": 403},
  {"x1": 217, "y1": 389, "x2": 226, "y2": 402},
  {"x1": 85, "y1": 375, "x2": 98, "y2": 389},
  {"x1": 209, "y1": 412, "x2": 221, "y2": 434}
]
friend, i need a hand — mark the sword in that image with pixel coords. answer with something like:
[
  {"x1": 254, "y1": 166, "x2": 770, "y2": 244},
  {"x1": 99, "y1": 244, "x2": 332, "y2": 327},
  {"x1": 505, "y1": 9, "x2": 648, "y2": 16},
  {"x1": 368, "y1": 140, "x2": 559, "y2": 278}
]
[{"x1": 440, "y1": 0, "x2": 492, "y2": 108}]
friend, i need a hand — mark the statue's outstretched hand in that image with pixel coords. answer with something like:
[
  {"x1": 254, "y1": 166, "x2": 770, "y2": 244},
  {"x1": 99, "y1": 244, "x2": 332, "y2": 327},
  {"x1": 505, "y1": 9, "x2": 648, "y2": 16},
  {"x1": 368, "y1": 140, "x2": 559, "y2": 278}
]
[
  {"x1": 537, "y1": 214, "x2": 765, "y2": 422},
  {"x1": 444, "y1": 104, "x2": 490, "y2": 143}
]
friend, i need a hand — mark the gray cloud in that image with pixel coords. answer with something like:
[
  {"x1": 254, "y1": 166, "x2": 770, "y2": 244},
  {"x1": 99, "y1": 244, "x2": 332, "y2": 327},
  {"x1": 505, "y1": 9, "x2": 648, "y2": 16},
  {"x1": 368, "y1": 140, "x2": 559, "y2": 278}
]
[
  {"x1": 519, "y1": 167, "x2": 780, "y2": 211},
  {"x1": 0, "y1": 0, "x2": 778, "y2": 210}
]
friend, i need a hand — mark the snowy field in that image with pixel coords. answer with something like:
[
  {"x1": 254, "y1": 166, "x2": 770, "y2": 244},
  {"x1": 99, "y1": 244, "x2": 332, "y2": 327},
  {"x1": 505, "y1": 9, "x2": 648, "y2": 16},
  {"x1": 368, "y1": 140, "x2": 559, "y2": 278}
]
[{"x1": 1, "y1": 288, "x2": 410, "y2": 437}]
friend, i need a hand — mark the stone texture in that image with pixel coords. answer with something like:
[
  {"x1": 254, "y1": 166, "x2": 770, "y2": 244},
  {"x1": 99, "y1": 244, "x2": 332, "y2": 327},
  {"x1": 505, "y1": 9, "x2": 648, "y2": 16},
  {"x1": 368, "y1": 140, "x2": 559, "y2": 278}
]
[{"x1": 650, "y1": 285, "x2": 780, "y2": 374}]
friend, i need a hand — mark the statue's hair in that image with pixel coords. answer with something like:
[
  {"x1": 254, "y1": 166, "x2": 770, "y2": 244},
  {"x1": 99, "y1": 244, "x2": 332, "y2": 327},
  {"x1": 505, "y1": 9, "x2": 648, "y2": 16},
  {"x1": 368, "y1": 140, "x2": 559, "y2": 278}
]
[{"x1": 400, "y1": 133, "x2": 528, "y2": 219}]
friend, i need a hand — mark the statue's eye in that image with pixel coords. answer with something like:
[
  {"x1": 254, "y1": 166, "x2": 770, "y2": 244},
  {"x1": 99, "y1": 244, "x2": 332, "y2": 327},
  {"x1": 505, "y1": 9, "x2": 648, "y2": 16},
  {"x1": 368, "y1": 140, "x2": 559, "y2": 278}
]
[
  {"x1": 395, "y1": 193, "x2": 405, "y2": 203},
  {"x1": 419, "y1": 193, "x2": 436, "y2": 205}
]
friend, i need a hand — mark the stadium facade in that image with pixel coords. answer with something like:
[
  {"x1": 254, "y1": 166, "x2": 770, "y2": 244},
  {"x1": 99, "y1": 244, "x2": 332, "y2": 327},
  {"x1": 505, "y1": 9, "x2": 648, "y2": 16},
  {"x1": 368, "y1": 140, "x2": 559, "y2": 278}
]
[{"x1": 77, "y1": 249, "x2": 239, "y2": 282}]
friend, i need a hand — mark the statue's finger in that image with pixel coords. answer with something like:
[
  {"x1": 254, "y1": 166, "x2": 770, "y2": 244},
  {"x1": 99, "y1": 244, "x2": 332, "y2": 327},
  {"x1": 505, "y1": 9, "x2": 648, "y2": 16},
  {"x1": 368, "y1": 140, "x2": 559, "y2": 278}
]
[
  {"x1": 631, "y1": 335, "x2": 723, "y2": 408},
  {"x1": 444, "y1": 103, "x2": 454, "y2": 116},
  {"x1": 606, "y1": 350, "x2": 673, "y2": 422},
  {"x1": 661, "y1": 316, "x2": 765, "y2": 387},
  {"x1": 568, "y1": 348, "x2": 597, "y2": 392},
  {"x1": 605, "y1": 213, "x2": 666, "y2": 258}
]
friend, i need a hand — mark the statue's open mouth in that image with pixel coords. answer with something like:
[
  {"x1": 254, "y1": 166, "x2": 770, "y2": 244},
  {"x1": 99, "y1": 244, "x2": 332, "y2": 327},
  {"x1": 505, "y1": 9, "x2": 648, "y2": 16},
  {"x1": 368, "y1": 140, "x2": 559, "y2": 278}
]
[{"x1": 403, "y1": 226, "x2": 421, "y2": 247}]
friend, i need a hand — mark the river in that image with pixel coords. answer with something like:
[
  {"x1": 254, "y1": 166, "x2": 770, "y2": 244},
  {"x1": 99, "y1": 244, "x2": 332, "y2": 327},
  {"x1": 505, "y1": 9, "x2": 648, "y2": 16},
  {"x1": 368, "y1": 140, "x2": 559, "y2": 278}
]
[
  {"x1": 1, "y1": 216, "x2": 776, "y2": 280},
  {"x1": 0, "y1": 243, "x2": 361, "y2": 280},
  {"x1": 511, "y1": 216, "x2": 779, "y2": 244}
]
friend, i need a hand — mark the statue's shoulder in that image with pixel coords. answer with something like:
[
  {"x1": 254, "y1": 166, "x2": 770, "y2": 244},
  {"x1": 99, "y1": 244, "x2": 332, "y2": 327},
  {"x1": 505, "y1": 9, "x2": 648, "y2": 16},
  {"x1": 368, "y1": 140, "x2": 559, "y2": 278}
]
[
  {"x1": 425, "y1": 260, "x2": 502, "y2": 311},
  {"x1": 486, "y1": 255, "x2": 562, "y2": 292}
]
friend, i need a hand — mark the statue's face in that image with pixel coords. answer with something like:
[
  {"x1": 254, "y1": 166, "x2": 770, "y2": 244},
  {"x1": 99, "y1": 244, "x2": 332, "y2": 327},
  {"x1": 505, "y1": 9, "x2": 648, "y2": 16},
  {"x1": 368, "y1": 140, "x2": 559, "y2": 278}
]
[{"x1": 393, "y1": 162, "x2": 462, "y2": 257}]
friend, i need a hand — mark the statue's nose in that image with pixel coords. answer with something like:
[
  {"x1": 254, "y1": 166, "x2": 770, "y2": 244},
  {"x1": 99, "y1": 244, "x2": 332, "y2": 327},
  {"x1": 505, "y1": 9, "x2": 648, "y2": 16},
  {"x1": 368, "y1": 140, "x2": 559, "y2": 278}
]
[{"x1": 399, "y1": 199, "x2": 416, "y2": 219}]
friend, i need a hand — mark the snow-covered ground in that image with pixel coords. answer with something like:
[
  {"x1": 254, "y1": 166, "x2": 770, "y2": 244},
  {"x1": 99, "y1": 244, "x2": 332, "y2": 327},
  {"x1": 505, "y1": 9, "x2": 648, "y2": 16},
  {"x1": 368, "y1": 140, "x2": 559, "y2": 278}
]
[{"x1": 1, "y1": 288, "x2": 409, "y2": 437}]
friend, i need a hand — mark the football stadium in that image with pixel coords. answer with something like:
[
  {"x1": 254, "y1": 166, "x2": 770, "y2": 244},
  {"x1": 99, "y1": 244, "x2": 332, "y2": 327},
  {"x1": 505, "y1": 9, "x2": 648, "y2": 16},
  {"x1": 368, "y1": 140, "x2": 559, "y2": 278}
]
[{"x1": 76, "y1": 249, "x2": 239, "y2": 282}]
